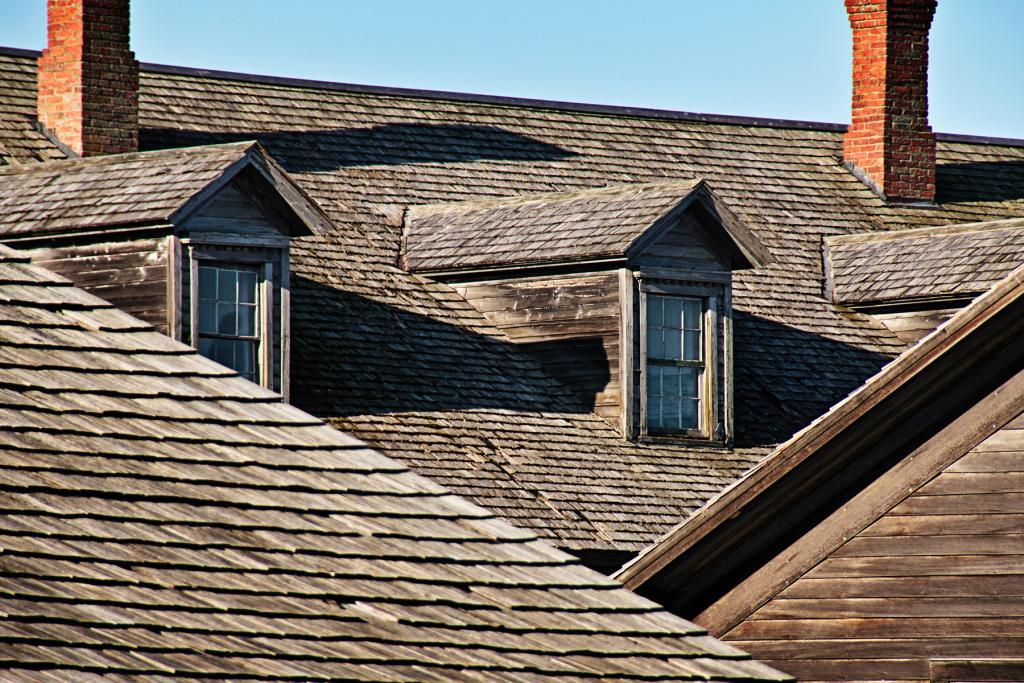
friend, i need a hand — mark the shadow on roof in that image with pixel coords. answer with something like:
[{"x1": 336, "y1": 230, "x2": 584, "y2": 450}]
[
  {"x1": 732, "y1": 309, "x2": 893, "y2": 448},
  {"x1": 288, "y1": 273, "x2": 892, "y2": 448},
  {"x1": 937, "y1": 159, "x2": 1024, "y2": 203},
  {"x1": 141, "y1": 123, "x2": 577, "y2": 172},
  {"x1": 288, "y1": 274, "x2": 598, "y2": 417}
]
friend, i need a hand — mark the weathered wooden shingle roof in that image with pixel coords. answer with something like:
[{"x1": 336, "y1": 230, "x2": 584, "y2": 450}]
[
  {"x1": 0, "y1": 243, "x2": 789, "y2": 681},
  {"x1": 826, "y1": 217, "x2": 1024, "y2": 305},
  {"x1": 0, "y1": 140, "x2": 328, "y2": 237},
  {"x1": 406, "y1": 179, "x2": 708, "y2": 272},
  {"x1": 2, "y1": 48, "x2": 1024, "y2": 554}
]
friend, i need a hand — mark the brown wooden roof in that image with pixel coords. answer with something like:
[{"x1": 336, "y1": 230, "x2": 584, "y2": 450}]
[
  {"x1": 0, "y1": 242, "x2": 790, "y2": 680},
  {"x1": 2, "y1": 47, "x2": 1024, "y2": 554},
  {"x1": 0, "y1": 141, "x2": 328, "y2": 238},
  {"x1": 827, "y1": 217, "x2": 1024, "y2": 305},
  {"x1": 617, "y1": 263, "x2": 1024, "y2": 627},
  {"x1": 405, "y1": 179, "x2": 767, "y2": 273}
]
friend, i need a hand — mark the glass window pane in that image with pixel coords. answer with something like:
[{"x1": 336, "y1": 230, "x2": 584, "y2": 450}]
[
  {"x1": 238, "y1": 270, "x2": 257, "y2": 304},
  {"x1": 662, "y1": 365, "x2": 680, "y2": 398},
  {"x1": 199, "y1": 266, "x2": 217, "y2": 301},
  {"x1": 213, "y1": 338, "x2": 233, "y2": 367},
  {"x1": 662, "y1": 324, "x2": 682, "y2": 361},
  {"x1": 682, "y1": 299, "x2": 702, "y2": 330},
  {"x1": 217, "y1": 269, "x2": 236, "y2": 304},
  {"x1": 217, "y1": 302, "x2": 237, "y2": 335},
  {"x1": 683, "y1": 330, "x2": 702, "y2": 361},
  {"x1": 680, "y1": 398, "x2": 698, "y2": 429},
  {"x1": 198, "y1": 337, "x2": 215, "y2": 358},
  {"x1": 680, "y1": 367, "x2": 699, "y2": 399},
  {"x1": 646, "y1": 366, "x2": 662, "y2": 431},
  {"x1": 238, "y1": 303, "x2": 257, "y2": 337},
  {"x1": 198, "y1": 300, "x2": 217, "y2": 334},
  {"x1": 665, "y1": 297, "x2": 683, "y2": 330}
]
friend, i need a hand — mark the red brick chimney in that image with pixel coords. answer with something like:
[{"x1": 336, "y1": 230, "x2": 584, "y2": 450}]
[
  {"x1": 844, "y1": 0, "x2": 937, "y2": 203},
  {"x1": 37, "y1": 0, "x2": 139, "y2": 157}
]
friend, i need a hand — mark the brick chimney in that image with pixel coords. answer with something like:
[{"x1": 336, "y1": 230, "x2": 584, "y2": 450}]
[
  {"x1": 844, "y1": 0, "x2": 937, "y2": 203},
  {"x1": 37, "y1": 0, "x2": 139, "y2": 157}
]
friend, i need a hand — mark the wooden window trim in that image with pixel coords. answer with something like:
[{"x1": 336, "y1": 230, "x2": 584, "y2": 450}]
[
  {"x1": 637, "y1": 277, "x2": 722, "y2": 442},
  {"x1": 182, "y1": 241, "x2": 286, "y2": 397}
]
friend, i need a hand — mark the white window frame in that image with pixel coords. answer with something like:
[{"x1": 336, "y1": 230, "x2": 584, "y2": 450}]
[{"x1": 634, "y1": 276, "x2": 725, "y2": 442}]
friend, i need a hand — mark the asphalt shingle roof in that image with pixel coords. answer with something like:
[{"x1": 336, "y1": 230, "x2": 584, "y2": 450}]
[
  {"x1": 0, "y1": 242, "x2": 789, "y2": 681},
  {"x1": 827, "y1": 217, "x2": 1024, "y2": 305}
]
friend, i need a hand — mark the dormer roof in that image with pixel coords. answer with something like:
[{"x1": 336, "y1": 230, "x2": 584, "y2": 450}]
[
  {"x1": 404, "y1": 180, "x2": 771, "y2": 275},
  {"x1": 0, "y1": 141, "x2": 329, "y2": 239},
  {"x1": 826, "y1": 217, "x2": 1024, "y2": 306}
]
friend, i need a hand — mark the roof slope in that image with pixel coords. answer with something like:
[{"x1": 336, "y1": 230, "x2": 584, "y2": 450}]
[
  {"x1": 0, "y1": 243, "x2": 788, "y2": 681},
  {"x1": 0, "y1": 141, "x2": 328, "y2": 237},
  {"x1": 3, "y1": 49, "x2": 1024, "y2": 554},
  {"x1": 406, "y1": 179, "x2": 704, "y2": 272},
  {"x1": 618, "y1": 263, "x2": 1024, "y2": 626},
  {"x1": 827, "y1": 217, "x2": 1024, "y2": 305}
]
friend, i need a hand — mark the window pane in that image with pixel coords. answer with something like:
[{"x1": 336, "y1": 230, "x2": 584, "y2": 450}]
[
  {"x1": 683, "y1": 330, "x2": 702, "y2": 361},
  {"x1": 218, "y1": 269, "x2": 236, "y2": 304},
  {"x1": 647, "y1": 298, "x2": 664, "y2": 360},
  {"x1": 213, "y1": 338, "x2": 233, "y2": 367},
  {"x1": 680, "y1": 398, "x2": 698, "y2": 429},
  {"x1": 647, "y1": 366, "x2": 662, "y2": 431},
  {"x1": 198, "y1": 337, "x2": 215, "y2": 358},
  {"x1": 198, "y1": 300, "x2": 217, "y2": 334},
  {"x1": 238, "y1": 270, "x2": 257, "y2": 305},
  {"x1": 680, "y1": 367, "x2": 699, "y2": 399},
  {"x1": 682, "y1": 299, "x2": 701, "y2": 330},
  {"x1": 217, "y1": 301, "x2": 237, "y2": 335},
  {"x1": 198, "y1": 266, "x2": 217, "y2": 300},
  {"x1": 238, "y1": 303, "x2": 257, "y2": 337}
]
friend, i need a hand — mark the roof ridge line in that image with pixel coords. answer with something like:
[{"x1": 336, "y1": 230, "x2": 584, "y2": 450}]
[
  {"x1": 829, "y1": 216, "x2": 1024, "y2": 245},
  {"x1": 2, "y1": 45, "x2": 1022, "y2": 144}
]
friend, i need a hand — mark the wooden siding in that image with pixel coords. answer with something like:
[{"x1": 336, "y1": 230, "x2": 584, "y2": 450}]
[
  {"x1": 871, "y1": 307, "x2": 961, "y2": 344},
  {"x1": 631, "y1": 213, "x2": 727, "y2": 272},
  {"x1": 723, "y1": 408, "x2": 1024, "y2": 682},
  {"x1": 24, "y1": 236, "x2": 171, "y2": 334},
  {"x1": 180, "y1": 181, "x2": 289, "y2": 243},
  {"x1": 454, "y1": 272, "x2": 622, "y2": 423}
]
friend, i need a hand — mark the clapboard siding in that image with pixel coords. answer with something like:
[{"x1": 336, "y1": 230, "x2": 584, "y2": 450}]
[
  {"x1": 25, "y1": 237, "x2": 170, "y2": 333},
  {"x1": 455, "y1": 272, "x2": 622, "y2": 422},
  {"x1": 721, "y1": 410, "x2": 1024, "y2": 681},
  {"x1": 871, "y1": 307, "x2": 960, "y2": 343}
]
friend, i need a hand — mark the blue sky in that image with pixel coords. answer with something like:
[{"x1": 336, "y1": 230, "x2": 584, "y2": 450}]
[{"x1": 2, "y1": 1, "x2": 1021, "y2": 138}]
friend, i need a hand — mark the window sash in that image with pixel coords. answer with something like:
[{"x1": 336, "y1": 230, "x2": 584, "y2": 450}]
[
  {"x1": 195, "y1": 262, "x2": 265, "y2": 384},
  {"x1": 643, "y1": 294, "x2": 706, "y2": 435}
]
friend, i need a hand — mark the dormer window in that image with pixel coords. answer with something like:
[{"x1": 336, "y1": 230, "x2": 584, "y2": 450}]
[
  {"x1": 403, "y1": 179, "x2": 770, "y2": 444},
  {"x1": 197, "y1": 264, "x2": 262, "y2": 384},
  {"x1": 636, "y1": 280, "x2": 722, "y2": 441},
  {"x1": 643, "y1": 294, "x2": 705, "y2": 434}
]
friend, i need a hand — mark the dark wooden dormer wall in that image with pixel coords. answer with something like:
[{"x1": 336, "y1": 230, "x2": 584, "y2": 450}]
[
  {"x1": 176, "y1": 180, "x2": 292, "y2": 395},
  {"x1": 2, "y1": 176, "x2": 295, "y2": 396},
  {"x1": 448, "y1": 206, "x2": 737, "y2": 441}
]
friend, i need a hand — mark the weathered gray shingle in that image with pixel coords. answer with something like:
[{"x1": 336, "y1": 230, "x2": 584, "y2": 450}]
[
  {"x1": 0, "y1": 242, "x2": 789, "y2": 681},
  {"x1": 406, "y1": 179, "x2": 703, "y2": 271},
  {"x1": 0, "y1": 141, "x2": 279, "y2": 236},
  {"x1": 827, "y1": 217, "x2": 1024, "y2": 305},
  {"x1": 3, "y1": 49, "x2": 1024, "y2": 554}
]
